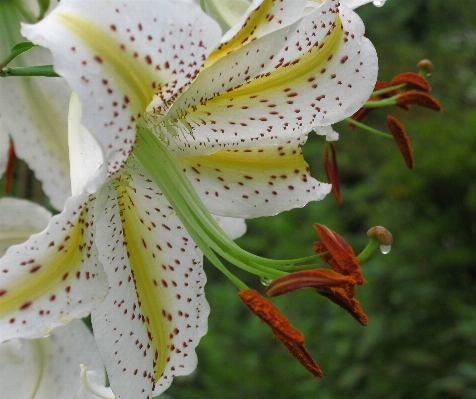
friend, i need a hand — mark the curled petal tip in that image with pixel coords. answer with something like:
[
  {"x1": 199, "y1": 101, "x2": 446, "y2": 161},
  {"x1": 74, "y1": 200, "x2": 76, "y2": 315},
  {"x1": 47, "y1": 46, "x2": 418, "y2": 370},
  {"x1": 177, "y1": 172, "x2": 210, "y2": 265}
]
[{"x1": 367, "y1": 226, "x2": 393, "y2": 245}]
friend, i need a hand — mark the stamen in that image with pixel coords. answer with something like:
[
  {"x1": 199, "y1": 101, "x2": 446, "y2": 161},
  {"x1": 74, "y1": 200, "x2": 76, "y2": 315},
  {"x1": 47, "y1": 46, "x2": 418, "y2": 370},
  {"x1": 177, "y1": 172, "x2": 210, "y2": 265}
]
[
  {"x1": 313, "y1": 224, "x2": 364, "y2": 285},
  {"x1": 324, "y1": 142, "x2": 342, "y2": 204},
  {"x1": 316, "y1": 287, "x2": 368, "y2": 326},
  {"x1": 238, "y1": 289, "x2": 322, "y2": 378},
  {"x1": 266, "y1": 269, "x2": 356, "y2": 297},
  {"x1": 390, "y1": 72, "x2": 431, "y2": 92},
  {"x1": 386, "y1": 115, "x2": 414, "y2": 169},
  {"x1": 396, "y1": 91, "x2": 442, "y2": 112}
]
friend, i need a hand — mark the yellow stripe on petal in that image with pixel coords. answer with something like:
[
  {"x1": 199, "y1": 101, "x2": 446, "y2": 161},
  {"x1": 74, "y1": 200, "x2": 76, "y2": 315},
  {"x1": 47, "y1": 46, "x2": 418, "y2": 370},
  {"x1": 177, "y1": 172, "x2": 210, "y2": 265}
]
[
  {"x1": 205, "y1": 0, "x2": 273, "y2": 67},
  {"x1": 115, "y1": 184, "x2": 170, "y2": 383},
  {"x1": 0, "y1": 203, "x2": 88, "y2": 318},
  {"x1": 0, "y1": 195, "x2": 108, "y2": 344},
  {"x1": 55, "y1": 13, "x2": 158, "y2": 116},
  {"x1": 210, "y1": 14, "x2": 342, "y2": 103},
  {"x1": 178, "y1": 136, "x2": 331, "y2": 218}
]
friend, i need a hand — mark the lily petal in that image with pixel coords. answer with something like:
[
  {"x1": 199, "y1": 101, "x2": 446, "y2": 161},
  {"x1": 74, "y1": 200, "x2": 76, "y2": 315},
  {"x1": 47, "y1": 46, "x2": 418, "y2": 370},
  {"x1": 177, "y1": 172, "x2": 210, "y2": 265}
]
[
  {"x1": 92, "y1": 158, "x2": 208, "y2": 398},
  {"x1": 0, "y1": 193, "x2": 108, "y2": 342},
  {"x1": 22, "y1": 0, "x2": 221, "y2": 175},
  {"x1": 0, "y1": 198, "x2": 52, "y2": 256},
  {"x1": 68, "y1": 92, "x2": 106, "y2": 196},
  {"x1": 0, "y1": 0, "x2": 72, "y2": 210},
  {"x1": 206, "y1": 0, "x2": 307, "y2": 66},
  {"x1": 160, "y1": 0, "x2": 377, "y2": 157},
  {"x1": 315, "y1": 125, "x2": 339, "y2": 141},
  {"x1": 212, "y1": 215, "x2": 247, "y2": 240},
  {"x1": 0, "y1": 320, "x2": 106, "y2": 399},
  {"x1": 178, "y1": 134, "x2": 331, "y2": 218}
]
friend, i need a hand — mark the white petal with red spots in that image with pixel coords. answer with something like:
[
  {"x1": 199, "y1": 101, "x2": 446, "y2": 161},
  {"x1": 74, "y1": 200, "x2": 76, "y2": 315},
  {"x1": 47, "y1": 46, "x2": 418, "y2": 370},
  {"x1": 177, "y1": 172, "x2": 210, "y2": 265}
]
[
  {"x1": 22, "y1": 0, "x2": 221, "y2": 175},
  {"x1": 207, "y1": 0, "x2": 307, "y2": 66},
  {"x1": 92, "y1": 159, "x2": 208, "y2": 399},
  {"x1": 0, "y1": 193, "x2": 108, "y2": 342},
  {"x1": 178, "y1": 133, "x2": 331, "y2": 218},
  {"x1": 154, "y1": 0, "x2": 377, "y2": 158}
]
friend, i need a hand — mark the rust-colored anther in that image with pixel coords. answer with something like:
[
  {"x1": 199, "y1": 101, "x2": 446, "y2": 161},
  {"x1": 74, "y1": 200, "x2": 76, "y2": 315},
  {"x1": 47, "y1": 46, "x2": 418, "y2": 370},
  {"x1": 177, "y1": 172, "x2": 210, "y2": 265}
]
[
  {"x1": 396, "y1": 91, "x2": 442, "y2": 112},
  {"x1": 313, "y1": 224, "x2": 364, "y2": 285},
  {"x1": 390, "y1": 72, "x2": 431, "y2": 92},
  {"x1": 417, "y1": 59, "x2": 434, "y2": 76},
  {"x1": 3, "y1": 140, "x2": 17, "y2": 194},
  {"x1": 316, "y1": 287, "x2": 368, "y2": 326},
  {"x1": 239, "y1": 289, "x2": 323, "y2": 377},
  {"x1": 386, "y1": 115, "x2": 414, "y2": 169},
  {"x1": 266, "y1": 269, "x2": 356, "y2": 297},
  {"x1": 324, "y1": 142, "x2": 342, "y2": 204},
  {"x1": 367, "y1": 226, "x2": 393, "y2": 246}
]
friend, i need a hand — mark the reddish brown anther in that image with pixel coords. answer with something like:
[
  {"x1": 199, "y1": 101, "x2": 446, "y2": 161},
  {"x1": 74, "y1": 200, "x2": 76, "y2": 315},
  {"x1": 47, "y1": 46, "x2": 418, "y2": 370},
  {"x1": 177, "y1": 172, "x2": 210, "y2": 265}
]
[
  {"x1": 3, "y1": 140, "x2": 17, "y2": 194},
  {"x1": 390, "y1": 72, "x2": 431, "y2": 92},
  {"x1": 396, "y1": 91, "x2": 442, "y2": 112},
  {"x1": 266, "y1": 269, "x2": 356, "y2": 297},
  {"x1": 314, "y1": 224, "x2": 364, "y2": 285},
  {"x1": 387, "y1": 115, "x2": 414, "y2": 169},
  {"x1": 316, "y1": 287, "x2": 368, "y2": 326},
  {"x1": 239, "y1": 289, "x2": 323, "y2": 377},
  {"x1": 324, "y1": 142, "x2": 342, "y2": 204}
]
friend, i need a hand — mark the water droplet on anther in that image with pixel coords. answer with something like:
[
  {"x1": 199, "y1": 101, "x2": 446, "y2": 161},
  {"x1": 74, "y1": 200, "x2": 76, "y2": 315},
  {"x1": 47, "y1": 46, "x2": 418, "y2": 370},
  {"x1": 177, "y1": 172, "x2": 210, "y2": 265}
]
[
  {"x1": 260, "y1": 276, "x2": 272, "y2": 286},
  {"x1": 380, "y1": 245, "x2": 391, "y2": 254}
]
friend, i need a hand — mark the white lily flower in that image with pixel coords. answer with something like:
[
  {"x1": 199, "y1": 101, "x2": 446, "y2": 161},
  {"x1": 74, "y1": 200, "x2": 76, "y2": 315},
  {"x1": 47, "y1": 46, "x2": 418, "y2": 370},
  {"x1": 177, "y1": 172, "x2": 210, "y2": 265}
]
[
  {"x1": 0, "y1": 198, "x2": 105, "y2": 399},
  {"x1": 0, "y1": 0, "x2": 72, "y2": 209},
  {"x1": 0, "y1": 1, "x2": 377, "y2": 398}
]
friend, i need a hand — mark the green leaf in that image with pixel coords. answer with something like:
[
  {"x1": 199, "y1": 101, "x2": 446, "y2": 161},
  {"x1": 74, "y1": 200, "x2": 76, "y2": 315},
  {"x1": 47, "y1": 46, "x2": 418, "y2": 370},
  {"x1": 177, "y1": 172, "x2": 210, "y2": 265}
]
[
  {"x1": 37, "y1": 0, "x2": 50, "y2": 20},
  {"x1": 0, "y1": 41, "x2": 37, "y2": 68}
]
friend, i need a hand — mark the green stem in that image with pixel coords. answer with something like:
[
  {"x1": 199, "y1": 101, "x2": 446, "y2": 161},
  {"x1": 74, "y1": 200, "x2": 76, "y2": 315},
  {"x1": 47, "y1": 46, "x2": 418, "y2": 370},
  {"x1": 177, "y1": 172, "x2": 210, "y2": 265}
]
[
  {"x1": 345, "y1": 118, "x2": 393, "y2": 138},
  {"x1": 356, "y1": 237, "x2": 380, "y2": 264},
  {"x1": 370, "y1": 83, "x2": 405, "y2": 97},
  {"x1": 0, "y1": 65, "x2": 60, "y2": 78},
  {"x1": 363, "y1": 96, "x2": 398, "y2": 108}
]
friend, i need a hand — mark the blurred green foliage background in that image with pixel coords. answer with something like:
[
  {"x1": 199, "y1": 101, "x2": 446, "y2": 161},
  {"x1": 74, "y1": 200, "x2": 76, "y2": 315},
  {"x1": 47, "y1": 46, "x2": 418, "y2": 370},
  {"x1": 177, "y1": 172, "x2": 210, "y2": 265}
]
[
  {"x1": 166, "y1": 1, "x2": 476, "y2": 398},
  {"x1": 1, "y1": 0, "x2": 475, "y2": 398}
]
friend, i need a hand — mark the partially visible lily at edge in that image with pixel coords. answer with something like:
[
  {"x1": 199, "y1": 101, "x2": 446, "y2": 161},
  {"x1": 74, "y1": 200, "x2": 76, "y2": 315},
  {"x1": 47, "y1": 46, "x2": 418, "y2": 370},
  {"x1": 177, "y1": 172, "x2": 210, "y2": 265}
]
[
  {"x1": 0, "y1": 198, "x2": 106, "y2": 399},
  {"x1": 0, "y1": 0, "x2": 377, "y2": 398},
  {"x1": 0, "y1": 0, "x2": 72, "y2": 209}
]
